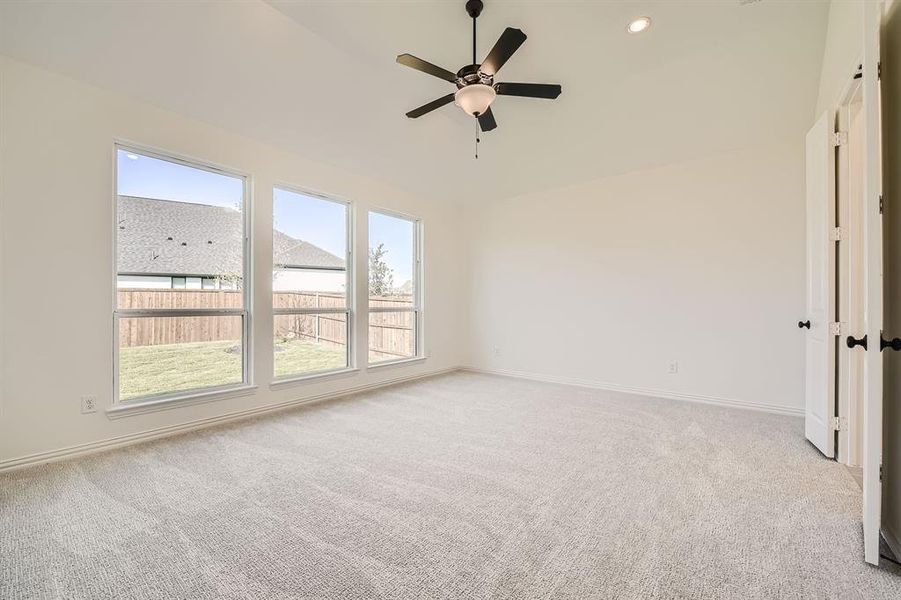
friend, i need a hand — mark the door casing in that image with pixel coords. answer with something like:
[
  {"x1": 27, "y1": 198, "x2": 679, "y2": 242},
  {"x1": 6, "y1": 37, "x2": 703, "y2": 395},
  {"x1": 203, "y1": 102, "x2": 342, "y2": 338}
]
[{"x1": 836, "y1": 79, "x2": 866, "y2": 468}]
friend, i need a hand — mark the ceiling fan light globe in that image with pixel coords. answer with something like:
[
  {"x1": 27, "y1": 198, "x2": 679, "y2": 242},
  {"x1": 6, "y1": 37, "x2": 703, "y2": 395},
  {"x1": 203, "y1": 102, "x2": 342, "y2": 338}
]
[{"x1": 454, "y1": 84, "x2": 496, "y2": 117}]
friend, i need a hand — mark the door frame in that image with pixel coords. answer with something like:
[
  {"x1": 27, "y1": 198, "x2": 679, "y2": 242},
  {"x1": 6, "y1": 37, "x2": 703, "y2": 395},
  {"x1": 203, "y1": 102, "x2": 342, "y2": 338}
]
[
  {"x1": 861, "y1": 0, "x2": 884, "y2": 566},
  {"x1": 836, "y1": 70, "x2": 865, "y2": 468}
]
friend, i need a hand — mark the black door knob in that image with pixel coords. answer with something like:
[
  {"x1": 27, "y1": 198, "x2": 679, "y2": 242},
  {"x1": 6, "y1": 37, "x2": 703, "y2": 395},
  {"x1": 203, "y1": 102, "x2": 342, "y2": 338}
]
[
  {"x1": 847, "y1": 334, "x2": 868, "y2": 350},
  {"x1": 881, "y1": 335, "x2": 901, "y2": 352},
  {"x1": 798, "y1": 320, "x2": 811, "y2": 329}
]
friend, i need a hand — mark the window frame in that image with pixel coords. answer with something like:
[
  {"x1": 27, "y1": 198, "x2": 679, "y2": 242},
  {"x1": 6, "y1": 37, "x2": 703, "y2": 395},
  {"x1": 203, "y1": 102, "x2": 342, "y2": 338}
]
[
  {"x1": 112, "y1": 142, "x2": 253, "y2": 407},
  {"x1": 367, "y1": 208, "x2": 423, "y2": 367},
  {"x1": 271, "y1": 185, "x2": 355, "y2": 382}
]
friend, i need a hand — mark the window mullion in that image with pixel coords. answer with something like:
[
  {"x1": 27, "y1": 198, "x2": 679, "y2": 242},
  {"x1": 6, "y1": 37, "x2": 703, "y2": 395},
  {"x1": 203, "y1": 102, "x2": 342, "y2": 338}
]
[
  {"x1": 117, "y1": 308, "x2": 245, "y2": 318},
  {"x1": 368, "y1": 306, "x2": 414, "y2": 314},
  {"x1": 273, "y1": 307, "x2": 349, "y2": 316}
]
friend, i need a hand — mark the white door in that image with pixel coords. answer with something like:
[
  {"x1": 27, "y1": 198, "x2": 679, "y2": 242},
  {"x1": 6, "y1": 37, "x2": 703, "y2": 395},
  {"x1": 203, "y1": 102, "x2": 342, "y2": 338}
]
[
  {"x1": 804, "y1": 111, "x2": 836, "y2": 458},
  {"x1": 861, "y1": 0, "x2": 884, "y2": 566}
]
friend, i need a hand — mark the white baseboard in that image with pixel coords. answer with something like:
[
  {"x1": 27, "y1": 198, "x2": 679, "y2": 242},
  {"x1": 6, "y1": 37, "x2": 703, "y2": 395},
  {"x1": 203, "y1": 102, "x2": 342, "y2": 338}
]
[
  {"x1": 0, "y1": 367, "x2": 460, "y2": 474},
  {"x1": 883, "y1": 524, "x2": 901, "y2": 562},
  {"x1": 462, "y1": 366, "x2": 804, "y2": 417}
]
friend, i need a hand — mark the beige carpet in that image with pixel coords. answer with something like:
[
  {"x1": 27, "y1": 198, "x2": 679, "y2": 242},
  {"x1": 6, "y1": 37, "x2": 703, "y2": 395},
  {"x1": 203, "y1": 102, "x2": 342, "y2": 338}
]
[{"x1": 2, "y1": 372, "x2": 899, "y2": 599}]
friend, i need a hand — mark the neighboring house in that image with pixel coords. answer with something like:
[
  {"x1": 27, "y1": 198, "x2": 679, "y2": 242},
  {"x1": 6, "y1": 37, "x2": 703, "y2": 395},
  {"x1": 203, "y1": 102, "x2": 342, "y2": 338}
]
[{"x1": 117, "y1": 196, "x2": 345, "y2": 292}]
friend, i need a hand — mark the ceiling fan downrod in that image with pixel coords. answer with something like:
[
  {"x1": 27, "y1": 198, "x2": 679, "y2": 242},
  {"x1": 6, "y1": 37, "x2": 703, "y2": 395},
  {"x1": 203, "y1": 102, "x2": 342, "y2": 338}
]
[
  {"x1": 467, "y1": 0, "x2": 483, "y2": 64},
  {"x1": 467, "y1": 0, "x2": 484, "y2": 158}
]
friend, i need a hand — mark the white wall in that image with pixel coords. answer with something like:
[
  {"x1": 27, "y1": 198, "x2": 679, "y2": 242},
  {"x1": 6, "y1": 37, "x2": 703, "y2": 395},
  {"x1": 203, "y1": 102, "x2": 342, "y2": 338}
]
[
  {"x1": 815, "y1": 0, "x2": 865, "y2": 115},
  {"x1": 464, "y1": 140, "x2": 806, "y2": 413},
  {"x1": 0, "y1": 57, "x2": 465, "y2": 466}
]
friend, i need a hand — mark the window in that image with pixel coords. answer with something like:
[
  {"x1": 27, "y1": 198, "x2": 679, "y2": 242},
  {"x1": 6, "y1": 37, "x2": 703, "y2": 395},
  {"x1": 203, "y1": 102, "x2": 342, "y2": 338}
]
[
  {"x1": 115, "y1": 146, "x2": 249, "y2": 403},
  {"x1": 273, "y1": 187, "x2": 351, "y2": 379},
  {"x1": 368, "y1": 210, "x2": 421, "y2": 364}
]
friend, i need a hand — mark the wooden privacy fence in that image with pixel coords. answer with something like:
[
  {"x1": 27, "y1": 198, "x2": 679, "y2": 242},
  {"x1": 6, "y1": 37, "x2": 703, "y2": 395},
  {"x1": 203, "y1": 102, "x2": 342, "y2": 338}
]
[{"x1": 118, "y1": 289, "x2": 414, "y2": 359}]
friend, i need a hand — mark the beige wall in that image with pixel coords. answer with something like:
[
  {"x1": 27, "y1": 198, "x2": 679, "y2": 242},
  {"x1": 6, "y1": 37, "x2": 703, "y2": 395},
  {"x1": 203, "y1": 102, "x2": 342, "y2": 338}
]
[
  {"x1": 463, "y1": 140, "x2": 806, "y2": 413},
  {"x1": 816, "y1": 0, "x2": 865, "y2": 116},
  {"x1": 0, "y1": 57, "x2": 465, "y2": 465}
]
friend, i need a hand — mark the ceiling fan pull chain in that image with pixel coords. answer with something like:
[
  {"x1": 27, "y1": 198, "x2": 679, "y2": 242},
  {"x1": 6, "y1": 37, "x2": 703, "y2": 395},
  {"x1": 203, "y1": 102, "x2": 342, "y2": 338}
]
[{"x1": 475, "y1": 119, "x2": 480, "y2": 159}]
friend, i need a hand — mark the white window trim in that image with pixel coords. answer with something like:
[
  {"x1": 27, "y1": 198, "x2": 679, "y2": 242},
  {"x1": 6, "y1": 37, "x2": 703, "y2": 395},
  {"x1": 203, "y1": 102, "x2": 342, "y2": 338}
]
[
  {"x1": 269, "y1": 367, "x2": 360, "y2": 389},
  {"x1": 110, "y1": 142, "x2": 254, "y2": 411},
  {"x1": 271, "y1": 185, "x2": 355, "y2": 381},
  {"x1": 367, "y1": 355, "x2": 428, "y2": 371},
  {"x1": 106, "y1": 384, "x2": 259, "y2": 419},
  {"x1": 367, "y1": 208, "x2": 424, "y2": 366}
]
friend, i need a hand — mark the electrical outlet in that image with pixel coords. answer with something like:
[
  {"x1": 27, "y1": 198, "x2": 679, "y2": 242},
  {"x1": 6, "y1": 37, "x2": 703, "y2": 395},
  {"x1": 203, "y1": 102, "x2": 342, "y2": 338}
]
[
  {"x1": 667, "y1": 361, "x2": 679, "y2": 374},
  {"x1": 81, "y1": 395, "x2": 97, "y2": 414}
]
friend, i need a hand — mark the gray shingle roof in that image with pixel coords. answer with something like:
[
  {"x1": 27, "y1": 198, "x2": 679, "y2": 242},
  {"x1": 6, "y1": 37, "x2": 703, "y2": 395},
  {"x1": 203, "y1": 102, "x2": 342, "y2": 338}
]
[
  {"x1": 117, "y1": 196, "x2": 344, "y2": 277},
  {"x1": 272, "y1": 229, "x2": 345, "y2": 270}
]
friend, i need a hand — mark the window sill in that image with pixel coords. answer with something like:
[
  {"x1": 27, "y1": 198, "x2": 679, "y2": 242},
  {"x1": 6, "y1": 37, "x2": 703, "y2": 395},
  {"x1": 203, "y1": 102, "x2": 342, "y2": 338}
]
[
  {"x1": 269, "y1": 367, "x2": 360, "y2": 389},
  {"x1": 106, "y1": 384, "x2": 258, "y2": 419},
  {"x1": 367, "y1": 356, "x2": 427, "y2": 371}
]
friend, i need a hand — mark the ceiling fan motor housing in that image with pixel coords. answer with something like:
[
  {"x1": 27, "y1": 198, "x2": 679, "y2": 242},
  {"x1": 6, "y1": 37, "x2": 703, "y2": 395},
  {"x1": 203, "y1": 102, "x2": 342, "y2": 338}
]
[{"x1": 456, "y1": 64, "x2": 493, "y2": 89}]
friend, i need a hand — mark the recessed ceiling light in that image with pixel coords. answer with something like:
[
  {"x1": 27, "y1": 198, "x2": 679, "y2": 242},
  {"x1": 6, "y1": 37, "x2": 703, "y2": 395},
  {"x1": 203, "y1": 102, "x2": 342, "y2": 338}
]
[
  {"x1": 125, "y1": 153, "x2": 139, "y2": 160},
  {"x1": 627, "y1": 16, "x2": 651, "y2": 34}
]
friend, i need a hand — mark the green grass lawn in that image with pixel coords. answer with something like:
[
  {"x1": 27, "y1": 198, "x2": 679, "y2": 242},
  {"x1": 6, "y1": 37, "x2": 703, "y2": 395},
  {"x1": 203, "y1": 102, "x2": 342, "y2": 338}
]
[
  {"x1": 119, "y1": 339, "x2": 346, "y2": 401},
  {"x1": 274, "y1": 339, "x2": 347, "y2": 379}
]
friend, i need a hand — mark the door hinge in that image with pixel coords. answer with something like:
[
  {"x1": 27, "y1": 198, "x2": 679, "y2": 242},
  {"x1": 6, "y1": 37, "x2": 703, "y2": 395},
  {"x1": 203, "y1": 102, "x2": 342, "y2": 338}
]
[
  {"x1": 830, "y1": 416, "x2": 843, "y2": 431},
  {"x1": 829, "y1": 227, "x2": 844, "y2": 242},
  {"x1": 878, "y1": 61, "x2": 882, "y2": 80},
  {"x1": 880, "y1": 195, "x2": 884, "y2": 215},
  {"x1": 832, "y1": 131, "x2": 848, "y2": 147},
  {"x1": 829, "y1": 322, "x2": 843, "y2": 336},
  {"x1": 880, "y1": 463, "x2": 884, "y2": 482}
]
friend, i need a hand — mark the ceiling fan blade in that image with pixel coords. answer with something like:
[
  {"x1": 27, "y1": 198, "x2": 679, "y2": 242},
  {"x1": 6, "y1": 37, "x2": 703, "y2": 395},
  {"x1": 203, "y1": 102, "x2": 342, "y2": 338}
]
[
  {"x1": 495, "y1": 82, "x2": 562, "y2": 99},
  {"x1": 396, "y1": 54, "x2": 458, "y2": 83},
  {"x1": 478, "y1": 107, "x2": 497, "y2": 132},
  {"x1": 405, "y1": 93, "x2": 456, "y2": 118},
  {"x1": 480, "y1": 28, "x2": 527, "y2": 76}
]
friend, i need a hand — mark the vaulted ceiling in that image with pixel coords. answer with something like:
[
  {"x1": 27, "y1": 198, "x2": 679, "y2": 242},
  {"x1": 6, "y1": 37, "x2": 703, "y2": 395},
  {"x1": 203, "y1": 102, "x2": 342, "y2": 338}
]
[{"x1": 0, "y1": 0, "x2": 829, "y2": 204}]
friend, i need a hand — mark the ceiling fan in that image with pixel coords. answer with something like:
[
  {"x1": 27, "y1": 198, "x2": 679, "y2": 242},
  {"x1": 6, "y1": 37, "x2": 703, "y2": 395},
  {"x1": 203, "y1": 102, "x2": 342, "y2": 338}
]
[{"x1": 396, "y1": 0, "x2": 562, "y2": 134}]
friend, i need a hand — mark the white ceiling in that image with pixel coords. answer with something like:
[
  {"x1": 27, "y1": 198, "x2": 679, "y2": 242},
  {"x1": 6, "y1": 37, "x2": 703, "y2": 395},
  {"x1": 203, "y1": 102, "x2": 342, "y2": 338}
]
[{"x1": 0, "y1": 0, "x2": 829, "y2": 204}]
